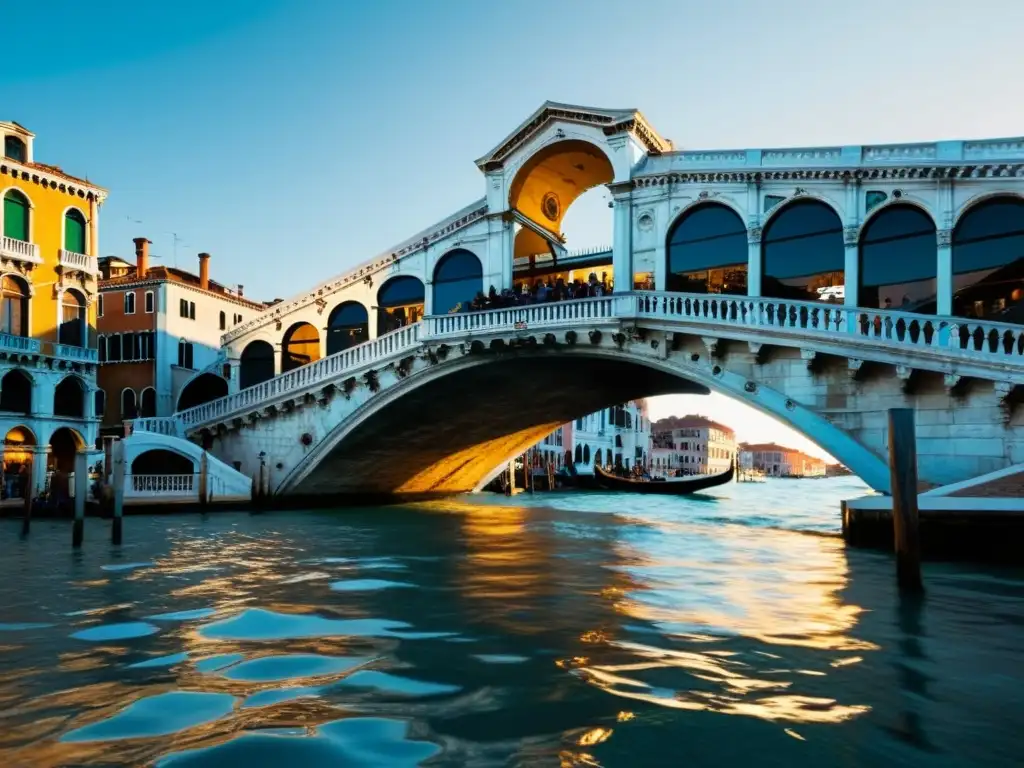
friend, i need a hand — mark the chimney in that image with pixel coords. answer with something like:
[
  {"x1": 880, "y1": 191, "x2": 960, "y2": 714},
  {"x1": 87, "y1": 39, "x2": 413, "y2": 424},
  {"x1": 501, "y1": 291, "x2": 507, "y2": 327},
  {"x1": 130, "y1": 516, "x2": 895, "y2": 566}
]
[
  {"x1": 198, "y1": 252, "x2": 210, "y2": 291},
  {"x1": 133, "y1": 237, "x2": 150, "y2": 277},
  {"x1": 237, "y1": 284, "x2": 244, "y2": 297}
]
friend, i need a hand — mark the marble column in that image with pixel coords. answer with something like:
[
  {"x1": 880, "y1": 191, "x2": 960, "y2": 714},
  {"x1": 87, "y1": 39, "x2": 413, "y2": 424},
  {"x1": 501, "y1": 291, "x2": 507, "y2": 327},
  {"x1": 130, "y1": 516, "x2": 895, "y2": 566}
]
[{"x1": 937, "y1": 229, "x2": 953, "y2": 316}]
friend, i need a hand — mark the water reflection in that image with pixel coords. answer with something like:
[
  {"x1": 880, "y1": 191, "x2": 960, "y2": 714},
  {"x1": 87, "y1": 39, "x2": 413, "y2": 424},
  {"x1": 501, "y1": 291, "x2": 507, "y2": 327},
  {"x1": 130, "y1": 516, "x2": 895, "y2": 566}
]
[{"x1": 0, "y1": 477, "x2": 1020, "y2": 766}]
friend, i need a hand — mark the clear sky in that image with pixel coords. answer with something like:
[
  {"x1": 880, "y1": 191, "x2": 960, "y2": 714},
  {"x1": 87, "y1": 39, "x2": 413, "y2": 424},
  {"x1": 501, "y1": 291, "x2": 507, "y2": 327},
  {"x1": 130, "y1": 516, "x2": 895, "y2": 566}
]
[{"x1": 5, "y1": 0, "x2": 1022, "y2": 458}]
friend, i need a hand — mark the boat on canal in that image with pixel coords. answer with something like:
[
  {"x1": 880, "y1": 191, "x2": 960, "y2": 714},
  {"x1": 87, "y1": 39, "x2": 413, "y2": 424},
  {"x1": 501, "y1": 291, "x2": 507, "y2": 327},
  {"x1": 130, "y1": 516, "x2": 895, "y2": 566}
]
[{"x1": 593, "y1": 461, "x2": 735, "y2": 495}]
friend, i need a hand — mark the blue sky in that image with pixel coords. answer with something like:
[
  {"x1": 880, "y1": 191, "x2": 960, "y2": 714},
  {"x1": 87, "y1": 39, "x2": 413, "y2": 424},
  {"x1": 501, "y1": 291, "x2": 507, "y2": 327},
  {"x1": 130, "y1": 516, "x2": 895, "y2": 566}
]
[{"x1": 5, "y1": 0, "x2": 1022, "y2": 457}]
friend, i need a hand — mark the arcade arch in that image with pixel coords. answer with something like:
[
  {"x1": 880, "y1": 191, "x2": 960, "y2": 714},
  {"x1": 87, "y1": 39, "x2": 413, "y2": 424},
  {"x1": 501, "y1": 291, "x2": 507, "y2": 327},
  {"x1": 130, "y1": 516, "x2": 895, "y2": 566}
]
[
  {"x1": 326, "y1": 301, "x2": 369, "y2": 355},
  {"x1": 131, "y1": 448, "x2": 195, "y2": 476},
  {"x1": 2, "y1": 426, "x2": 33, "y2": 497},
  {"x1": 859, "y1": 203, "x2": 937, "y2": 312},
  {"x1": 282, "y1": 322, "x2": 320, "y2": 373},
  {"x1": 377, "y1": 276, "x2": 424, "y2": 336},
  {"x1": 762, "y1": 199, "x2": 845, "y2": 302},
  {"x1": 0, "y1": 369, "x2": 31, "y2": 413},
  {"x1": 49, "y1": 426, "x2": 84, "y2": 473},
  {"x1": 177, "y1": 373, "x2": 228, "y2": 411},
  {"x1": 666, "y1": 203, "x2": 748, "y2": 295},
  {"x1": 53, "y1": 375, "x2": 86, "y2": 418},
  {"x1": 240, "y1": 340, "x2": 275, "y2": 390},
  {"x1": 432, "y1": 249, "x2": 482, "y2": 315},
  {"x1": 952, "y1": 195, "x2": 1024, "y2": 323}
]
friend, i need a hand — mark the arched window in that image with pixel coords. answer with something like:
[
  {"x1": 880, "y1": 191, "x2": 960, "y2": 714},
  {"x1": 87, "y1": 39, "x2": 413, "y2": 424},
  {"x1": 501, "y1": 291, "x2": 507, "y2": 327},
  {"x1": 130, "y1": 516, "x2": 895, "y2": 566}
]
[
  {"x1": 239, "y1": 340, "x2": 275, "y2": 389},
  {"x1": 574, "y1": 444, "x2": 583, "y2": 463},
  {"x1": 0, "y1": 369, "x2": 31, "y2": 413},
  {"x1": 952, "y1": 196, "x2": 1024, "y2": 323},
  {"x1": 4, "y1": 136, "x2": 26, "y2": 162},
  {"x1": 0, "y1": 274, "x2": 29, "y2": 337},
  {"x1": 59, "y1": 289, "x2": 86, "y2": 347},
  {"x1": 64, "y1": 209, "x2": 87, "y2": 255},
  {"x1": 326, "y1": 302, "x2": 369, "y2": 356},
  {"x1": 377, "y1": 276, "x2": 424, "y2": 336},
  {"x1": 121, "y1": 388, "x2": 138, "y2": 420},
  {"x1": 762, "y1": 200, "x2": 845, "y2": 302},
  {"x1": 583, "y1": 444, "x2": 591, "y2": 464},
  {"x1": 666, "y1": 203, "x2": 748, "y2": 295},
  {"x1": 3, "y1": 190, "x2": 29, "y2": 242},
  {"x1": 140, "y1": 387, "x2": 157, "y2": 417},
  {"x1": 94, "y1": 389, "x2": 106, "y2": 417},
  {"x1": 605, "y1": 448, "x2": 612, "y2": 466},
  {"x1": 53, "y1": 376, "x2": 85, "y2": 418},
  {"x1": 282, "y1": 322, "x2": 320, "y2": 372},
  {"x1": 432, "y1": 249, "x2": 483, "y2": 314},
  {"x1": 859, "y1": 205, "x2": 937, "y2": 313}
]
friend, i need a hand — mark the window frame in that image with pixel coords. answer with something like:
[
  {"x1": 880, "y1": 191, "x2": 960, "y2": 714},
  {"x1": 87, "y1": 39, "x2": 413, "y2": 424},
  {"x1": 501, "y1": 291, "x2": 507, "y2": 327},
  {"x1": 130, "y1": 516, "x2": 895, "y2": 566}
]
[
  {"x1": 144, "y1": 290, "x2": 154, "y2": 313},
  {"x1": 124, "y1": 291, "x2": 136, "y2": 315}
]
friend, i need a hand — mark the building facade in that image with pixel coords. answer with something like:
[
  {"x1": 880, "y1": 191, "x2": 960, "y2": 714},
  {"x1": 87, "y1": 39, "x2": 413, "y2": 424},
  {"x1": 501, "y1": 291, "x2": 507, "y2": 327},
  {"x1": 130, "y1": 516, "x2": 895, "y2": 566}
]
[
  {"x1": 0, "y1": 121, "x2": 104, "y2": 494},
  {"x1": 650, "y1": 415, "x2": 737, "y2": 476},
  {"x1": 739, "y1": 442, "x2": 827, "y2": 478},
  {"x1": 528, "y1": 400, "x2": 651, "y2": 475},
  {"x1": 97, "y1": 239, "x2": 266, "y2": 434}
]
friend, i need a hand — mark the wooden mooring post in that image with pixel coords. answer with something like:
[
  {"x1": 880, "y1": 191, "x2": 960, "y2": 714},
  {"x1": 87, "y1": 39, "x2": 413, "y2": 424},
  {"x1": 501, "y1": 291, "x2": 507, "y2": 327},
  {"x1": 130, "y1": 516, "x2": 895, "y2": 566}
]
[
  {"x1": 72, "y1": 451, "x2": 88, "y2": 548},
  {"x1": 20, "y1": 455, "x2": 32, "y2": 537},
  {"x1": 111, "y1": 439, "x2": 125, "y2": 545},
  {"x1": 888, "y1": 408, "x2": 923, "y2": 593},
  {"x1": 198, "y1": 451, "x2": 209, "y2": 509}
]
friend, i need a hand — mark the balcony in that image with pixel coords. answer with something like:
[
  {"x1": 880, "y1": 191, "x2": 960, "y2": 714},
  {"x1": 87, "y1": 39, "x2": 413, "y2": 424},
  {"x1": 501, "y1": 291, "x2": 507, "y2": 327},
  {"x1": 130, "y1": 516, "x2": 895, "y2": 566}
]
[
  {"x1": 0, "y1": 332, "x2": 40, "y2": 355},
  {"x1": 58, "y1": 249, "x2": 98, "y2": 276},
  {"x1": 0, "y1": 236, "x2": 41, "y2": 266}
]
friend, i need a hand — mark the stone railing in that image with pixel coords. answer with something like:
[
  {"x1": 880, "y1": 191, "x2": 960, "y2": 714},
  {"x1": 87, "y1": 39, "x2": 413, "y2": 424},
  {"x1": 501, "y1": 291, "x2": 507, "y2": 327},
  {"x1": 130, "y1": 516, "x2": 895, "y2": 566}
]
[
  {"x1": 49, "y1": 343, "x2": 99, "y2": 363},
  {"x1": 425, "y1": 295, "x2": 619, "y2": 338},
  {"x1": 58, "y1": 249, "x2": 98, "y2": 275},
  {"x1": 130, "y1": 474, "x2": 195, "y2": 496},
  {"x1": 178, "y1": 323, "x2": 421, "y2": 429},
  {"x1": 131, "y1": 417, "x2": 178, "y2": 435},
  {"x1": 0, "y1": 236, "x2": 41, "y2": 265},
  {"x1": 0, "y1": 332, "x2": 41, "y2": 354}
]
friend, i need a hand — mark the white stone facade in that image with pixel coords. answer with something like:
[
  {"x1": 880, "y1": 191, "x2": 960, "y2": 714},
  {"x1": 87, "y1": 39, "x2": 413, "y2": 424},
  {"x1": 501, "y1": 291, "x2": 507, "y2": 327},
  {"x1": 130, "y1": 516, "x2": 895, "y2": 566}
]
[{"x1": 651, "y1": 417, "x2": 736, "y2": 476}]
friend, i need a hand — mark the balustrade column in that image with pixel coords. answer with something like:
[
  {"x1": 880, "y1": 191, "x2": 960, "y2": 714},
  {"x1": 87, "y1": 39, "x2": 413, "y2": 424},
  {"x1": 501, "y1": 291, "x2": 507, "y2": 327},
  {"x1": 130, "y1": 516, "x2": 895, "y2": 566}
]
[
  {"x1": 746, "y1": 226, "x2": 762, "y2": 297},
  {"x1": 937, "y1": 229, "x2": 953, "y2": 316},
  {"x1": 843, "y1": 225, "x2": 859, "y2": 308},
  {"x1": 611, "y1": 188, "x2": 633, "y2": 292}
]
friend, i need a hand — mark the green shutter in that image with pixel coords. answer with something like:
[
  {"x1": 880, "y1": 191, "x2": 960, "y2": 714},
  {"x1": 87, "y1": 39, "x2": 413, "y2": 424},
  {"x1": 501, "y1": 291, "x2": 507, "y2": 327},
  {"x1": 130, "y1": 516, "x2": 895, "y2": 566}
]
[
  {"x1": 64, "y1": 212, "x2": 86, "y2": 254},
  {"x1": 3, "y1": 193, "x2": 28, "y2": 241}
]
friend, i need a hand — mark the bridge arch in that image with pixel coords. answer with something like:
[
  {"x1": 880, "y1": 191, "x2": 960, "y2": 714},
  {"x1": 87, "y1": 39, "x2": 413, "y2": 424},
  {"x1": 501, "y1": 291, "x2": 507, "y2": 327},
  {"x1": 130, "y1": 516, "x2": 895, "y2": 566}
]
[
  {"x1": 279, "y1": 348, "x2": 889, "y2": 498},
  {"x1": 239, "y1": 339, "x2": 275, "y2": 389},
  {"x1": 859, "y1": 202, "x2": 938, "y2": 313},
  {"x1": 377, "y1": 275, "x2": 424, "y2": 336},
  {"x1": 326, "y1": 301, "x2": 369, "y2": 356},
  {"x1": 951, "y1": 194, "x2": 1024, "y2": 323},
  {"x1": 432, "y1": 248, "x2": 482, "y2": 315},
  {"x1": 666, "y1": 201, "x2": 749, "y2": 296},
  {"x1": 281, "y1": 321, "x2": 321, "y2": 373},
  {"x1": 762, "y1": 197, "x2": 845, "y2": 303}
]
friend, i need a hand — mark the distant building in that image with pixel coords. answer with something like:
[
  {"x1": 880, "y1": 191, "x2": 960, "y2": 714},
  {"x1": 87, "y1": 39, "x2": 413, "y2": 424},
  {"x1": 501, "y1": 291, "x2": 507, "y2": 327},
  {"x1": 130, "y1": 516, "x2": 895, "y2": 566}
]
[
  {"x1": 739, "y1": 442, "x2": 827, "y2": 478},
  {"x1": 97, "y1": 239, "x2": 265, "y2": 433},
  {"x1": 528, "y1": 400, "x2": 651, "y2": 473},
  {"x1": 650, "y1": 414, "x2": 736, "y2": 476}
]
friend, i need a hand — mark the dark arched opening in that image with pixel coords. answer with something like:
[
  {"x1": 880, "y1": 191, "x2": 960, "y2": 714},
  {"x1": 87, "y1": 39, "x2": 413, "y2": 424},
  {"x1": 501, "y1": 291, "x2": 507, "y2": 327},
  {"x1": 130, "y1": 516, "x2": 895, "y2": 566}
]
[
  {"x1": 121, "y1": 388, "x2": 138, "y2": 420},
  {"x1": 240, "y1": 340, "x2": 276, "y2": 389},
  {"x1": 0, "y1": 369, "x2": 31, "y2": 413},
  {"x1": 952, "y1": 196, "x2": 1024, "y2": 323},
  {"x1": 59, "y1": 289, "x2": 87, "y2": 347},
  {"x1": 583, "y1": 444, "x2": 591, "y2": 464},
  {"x1": 860, "y1": 205, "x2": 937, "y2": 312},
  {"x1": 48, "y1": 427, "x2": 84, "y2": 473},
  {"x1": 0, "y1": 275, "x2": 29, "y2": 337},
  {"x1": 326, "y1": 301, "x2": 369, "y2": 356},
  {"x1": 53, "y1": 376, "x2": 85, "y2": 418},
  {"x1": 762, "y1": 199, "x2": 845, "y2": 302},
  {"x1": 131, "y1": 449, "x2": 195, "y2": 476},
  {"x1": 433, "y1": 249, "x2": 483, "y2": 314},
  {"x1": 574, "y1": 444, "x2": 583, "y2": 463},
  {"x1": 377, "y1": 276, "x2": 424, "y2": 336},
  {"x1": 177, "y1": 373, "x2": 229, "y2": 410},
  {"x1": 140, "y1": 387, "x2": 157, "y2": 417},
  {"x1": 282, "y1": 322, "x2": 320, "y2": 372},
  {"x1": 666, "y1": 203, "x2": 748, "y2": 295}
]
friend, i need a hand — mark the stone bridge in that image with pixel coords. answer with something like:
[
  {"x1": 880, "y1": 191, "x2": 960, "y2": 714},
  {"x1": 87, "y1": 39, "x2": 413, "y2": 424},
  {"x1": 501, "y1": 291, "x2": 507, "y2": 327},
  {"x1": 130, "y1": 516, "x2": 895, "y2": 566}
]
[{"x1": 133, "y1": 292, "x2": 1024, "y2": 501}]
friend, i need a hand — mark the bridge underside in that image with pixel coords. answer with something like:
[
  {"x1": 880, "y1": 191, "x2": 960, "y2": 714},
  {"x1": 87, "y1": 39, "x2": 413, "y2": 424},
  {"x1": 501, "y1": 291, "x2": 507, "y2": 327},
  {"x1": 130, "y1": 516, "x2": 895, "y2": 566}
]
[{"x1": 293, "y1": 356, "x2": 705, "y2": 499}]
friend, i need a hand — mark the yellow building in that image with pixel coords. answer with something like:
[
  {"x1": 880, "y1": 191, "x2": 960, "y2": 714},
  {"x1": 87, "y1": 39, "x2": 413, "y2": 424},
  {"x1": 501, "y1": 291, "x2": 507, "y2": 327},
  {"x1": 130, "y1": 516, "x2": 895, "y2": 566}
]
[{"x1": 0, "y1": 121, "x2": 106, "y2": 497}]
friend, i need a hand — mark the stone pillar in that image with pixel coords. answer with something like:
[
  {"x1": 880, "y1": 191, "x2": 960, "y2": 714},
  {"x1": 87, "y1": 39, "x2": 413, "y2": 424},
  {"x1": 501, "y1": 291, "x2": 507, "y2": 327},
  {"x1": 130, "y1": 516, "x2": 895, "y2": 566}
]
[
  {"x1": 30, "y1": 445, "x2": 50, "y2": 498},
  {"x1": 653, "y1": 197, "x2": 670, "y2": 292},
  {"x1": 746, "y1": 226, "x2": 762, "y2": 297},
  {"x1": 843, "y1": 225, "x2": 859, "y2": 308},
  {"x1": 937, "y1": 229, "x2": 953, "y2": 316},
  {"x1": 611, "y1": 188, "x2": 633, "y2": 292}
]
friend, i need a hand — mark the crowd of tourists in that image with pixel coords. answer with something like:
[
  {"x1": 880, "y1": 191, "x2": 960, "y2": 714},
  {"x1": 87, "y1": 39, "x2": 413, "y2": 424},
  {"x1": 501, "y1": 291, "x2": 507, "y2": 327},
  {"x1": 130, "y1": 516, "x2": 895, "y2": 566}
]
[{"x1": 457, "y1": 272, "x2": 614, "y2": 313}]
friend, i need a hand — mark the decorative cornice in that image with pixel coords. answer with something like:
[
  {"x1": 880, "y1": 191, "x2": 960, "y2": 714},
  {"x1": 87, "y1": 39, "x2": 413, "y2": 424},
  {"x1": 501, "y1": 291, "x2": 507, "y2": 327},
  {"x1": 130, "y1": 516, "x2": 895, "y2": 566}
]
[
  {"x1": 221, "y1": 203, "x2": 489, "y2": 345},
  {"x1": 632, "y1": 163, "x2": 1024, "y2": 188},
  {"x1": 0, "y1": 161, "x2": 107, "y2": 203}
]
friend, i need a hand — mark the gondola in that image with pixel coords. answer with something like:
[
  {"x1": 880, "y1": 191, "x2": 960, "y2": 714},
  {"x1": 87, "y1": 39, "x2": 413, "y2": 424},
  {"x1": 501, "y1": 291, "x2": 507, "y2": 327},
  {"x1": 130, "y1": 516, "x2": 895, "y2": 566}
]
[{"x1": 593, "y1": 461, "x2": 735, "y2": 495}]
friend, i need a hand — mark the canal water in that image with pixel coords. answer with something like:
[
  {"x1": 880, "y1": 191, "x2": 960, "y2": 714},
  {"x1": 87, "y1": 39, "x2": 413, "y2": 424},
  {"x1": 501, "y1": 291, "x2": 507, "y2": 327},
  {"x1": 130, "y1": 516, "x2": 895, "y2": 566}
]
[{"x1": 1, "y1": 478, "x2": 1022, "y2": 767}]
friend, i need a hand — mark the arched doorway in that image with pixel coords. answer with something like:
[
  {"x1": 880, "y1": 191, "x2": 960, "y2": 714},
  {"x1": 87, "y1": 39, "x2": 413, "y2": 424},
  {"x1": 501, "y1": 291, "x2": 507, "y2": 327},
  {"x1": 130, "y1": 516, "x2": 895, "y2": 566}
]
[
  {"x1": 53, "y1": 375, "x2": 86, "y2": 418},
  {"x1": 64, "y1": 208, "x2": 87, "y2": 255},
  {"x1": 952, "y1": 196, "x2": 1024, "y2": 323},
  {"x1": 377, "y1": 276, "x2": 424, "y2": 336},
  {"x1": 762, "y1": 199, "x2": 845, "y2": 302},
  {"x1": 0, "y1": 369, "x2": 31, "y2": 413},
  {"x1": 2, "y1": 426, "x2": 33, "y2": 498},
  {"x1": 326, "y1": 301, "x2": 369, "y2": 356},
  {"x1": 859, "y1": 204, "x2": 937, "y2": 312},
  {"x1": 140, "y1": 387, "x2": 157, "y2": 417},
  {"x1": 508, "y1": 139, "x2": 617, "y2": 291},
  {"x1": 281, "y1": 322, "x2": 320, "y2": 372},
  {"x1": 666, "y1": 203, "x2": 748, "y2": 294},
  {"x1": 131, "y1": 449, "x2": 195, "y2": 476},
  {"x1": 177, "y1": 373, "x2": 228, "y2": 410},
  {"x1": 240, "y1": 340, "x2": 275, "y2": 389},
  {"x1": 59, "y1": 289, "x2": 87, "y2": 347},
  {"x1": 49, "y1": 426, "x2": 84, "y2": 473},
  {"x1": 0, "y1": 274, "x2": 29, "y2": 337},
  {"x1": 121, "y1": 388, "x2": 138, "y2": 420},
  {"x1": 432, "y1": 249, "x2": 482, "y2": 314}
]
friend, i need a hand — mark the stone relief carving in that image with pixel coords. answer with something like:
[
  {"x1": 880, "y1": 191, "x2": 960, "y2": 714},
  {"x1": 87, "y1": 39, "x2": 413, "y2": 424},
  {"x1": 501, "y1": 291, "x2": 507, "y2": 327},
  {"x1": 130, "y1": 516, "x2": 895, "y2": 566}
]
[
  {"x1": 747, "y1": 226, "x2": 762, "y2": 244},
  {"x1": 937, "y1": 229, "x2": 952, "y2": 247},
  {"x1": 843, "y1": 225, "x2": 859, "y2": 246}
]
